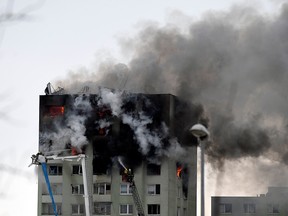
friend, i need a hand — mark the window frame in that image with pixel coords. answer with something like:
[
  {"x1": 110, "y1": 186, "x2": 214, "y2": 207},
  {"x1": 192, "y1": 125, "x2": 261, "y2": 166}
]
[
  {"x1": 93, "y1": 202, "x2": 111, "y2": 215},
  {"x1": 43, "y1": 183, "x2": 62, "y2": 195},
  {"x1": 72, "y1": 165, "x2": 83, "y2": 175},
  {"x1": 219, "y1": 203, "x2": 232, "y2": 214},
  {"x1": 147, "y1": 204, "x2": 161, "y2": 215},
  {"x1": 147, "y1": 164, "x2": 161, "y2": 175},
  {"x1": 42, "y1": 203, "x2": 62, "y2": 215},
  {"x1": 94, "y1": 182, "x2": 111, "y2": 195},
  {"x1": 147, "y1": 184, "x2": 160, "y2": 195},
  {"x1": 267, "y1": 203, "x2": 280, "y2": 214},
  {"x1": 71, "y1": 184, "x2": 84, "y2": 195},
  {"x1": 71, "y1": 204, "x2": 85, "y2": 215},
  {"x1": 244, "y1": 203, "x2": 256, "y2": 214},
  {"x1": 119, "y1": 204, "x2": 133, "y2": 215},
  {"x1": 48, "y1": 165, "x2": 62, "y2": 175},
  {"x1": 120, "y1": 183, "x2": 132, "y2": 195}
]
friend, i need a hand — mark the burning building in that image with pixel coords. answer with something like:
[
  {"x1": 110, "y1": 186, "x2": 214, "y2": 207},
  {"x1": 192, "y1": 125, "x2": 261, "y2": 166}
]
[{"x1": 37, "y1": 88, "x2": 202, "y2": 216}]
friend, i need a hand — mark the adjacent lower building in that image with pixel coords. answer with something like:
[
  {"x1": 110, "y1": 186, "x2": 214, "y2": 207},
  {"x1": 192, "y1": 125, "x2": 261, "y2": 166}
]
[{"x1": 212, "y1": 187, "x2": 288, "y2": 216}]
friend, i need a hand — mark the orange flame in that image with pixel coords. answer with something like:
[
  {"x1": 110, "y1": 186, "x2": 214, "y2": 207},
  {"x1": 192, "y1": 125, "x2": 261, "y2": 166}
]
[
  {"x1": 49, "y1": 106, "x2": 64, "y2": 116},
  {"x1": 177, "y1": 166, "x2": 183, "y2": 178}
]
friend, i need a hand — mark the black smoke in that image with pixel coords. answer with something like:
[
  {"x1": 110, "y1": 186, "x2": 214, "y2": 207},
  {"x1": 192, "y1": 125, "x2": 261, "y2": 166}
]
[{"x1": 55, "y1": 3, "x2": 288, "y2": 168}]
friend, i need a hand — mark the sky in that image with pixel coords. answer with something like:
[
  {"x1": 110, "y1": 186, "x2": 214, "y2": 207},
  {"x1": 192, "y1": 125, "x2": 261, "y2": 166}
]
[{"x1": 0, "y1": 0, "x2": 286, "y2": 215}]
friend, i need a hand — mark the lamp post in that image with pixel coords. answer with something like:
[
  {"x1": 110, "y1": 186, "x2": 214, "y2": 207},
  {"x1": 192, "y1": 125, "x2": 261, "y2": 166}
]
[{"x1": 190, "y1": 124, "x2": 209, "y2": 216}]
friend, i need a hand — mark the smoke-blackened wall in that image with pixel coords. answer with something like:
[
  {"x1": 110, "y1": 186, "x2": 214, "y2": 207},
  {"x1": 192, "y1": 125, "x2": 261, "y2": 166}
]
[{"x1": 39, "y1": 93, "x2": 198, "y2": 173}]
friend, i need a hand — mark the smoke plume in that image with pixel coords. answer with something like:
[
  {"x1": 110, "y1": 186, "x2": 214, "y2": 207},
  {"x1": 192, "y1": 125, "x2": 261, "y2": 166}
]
[{"x1": 53, "y1": 3, "x2": 288, "y2": 169}]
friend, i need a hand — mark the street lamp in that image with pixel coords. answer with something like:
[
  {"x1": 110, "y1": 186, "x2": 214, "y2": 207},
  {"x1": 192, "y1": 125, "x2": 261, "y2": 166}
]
[{"x1": 190, "y1": 124, "x2": 209, "y2": 216}]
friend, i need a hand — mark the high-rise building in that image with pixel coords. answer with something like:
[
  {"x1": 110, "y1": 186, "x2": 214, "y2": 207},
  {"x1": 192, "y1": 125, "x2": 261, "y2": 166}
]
[{"x1": 37, "y1": 92, "x2": 198, "y2": 216}]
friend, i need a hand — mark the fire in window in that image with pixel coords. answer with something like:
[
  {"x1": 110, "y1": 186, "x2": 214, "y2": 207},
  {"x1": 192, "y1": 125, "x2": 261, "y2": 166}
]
[{"x1": 46, "y1": 106, "x2": 65, "y2": 117}]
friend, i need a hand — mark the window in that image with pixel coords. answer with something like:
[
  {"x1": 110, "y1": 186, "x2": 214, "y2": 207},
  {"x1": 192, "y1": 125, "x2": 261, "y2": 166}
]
[
  {"x1": 42, "y1": 203, "x2": 62, "y2": 215},
  {"x1": 72, "y1": 165, "x2": 82, "y2": 175},
  {"x1": 148, "y1": 204, "x2": 160, "y2": 215},
  {"x1": 177, "y1": 187, "x2": 181, "y2": 198},
  {"x1": 72, "y1": 184, "x2": 84, "y2": 195},
  {"x1": 244, "y1": 203, "x2": 256, "y2": 213},
  {"x1": 177, "y1": 207, "x2": 181, "y2": 216},
  {"x1": 267, "y1": 204, "x2": 280, "y2": 214},
  {"x1": 147, "y1": 184, "x2": 160, "y2": 195},
  {"x1": 219, "y1": 203, "x2": 232, "y2": 214},
  {"x1": 147, "y1": 164, "x2": 161, "y2": 175},
  {"x1": 93, "y1": 202, "x2": 111, "y2": 215},
  {"x1": 48, "y1": 165, "x2": 62, "y2": 175},
  {"x1": 120, "y1": 184, "x2": 132, "y2": 195},
  {"x1": 94, "y1": 183, "x2": 111, "y2": 195},
  {"x1": 120, "y1": 204, "x2": 133, "y2": 215},
  {"x1": 43, "y1": 183, "x2": 62, "y2": 195},
  {"x1": 183, "y1": 208, "x2": 187, "y2": 216},
  {"x1": 72, "y1": 204, "x2": 84, "y2": 215}
]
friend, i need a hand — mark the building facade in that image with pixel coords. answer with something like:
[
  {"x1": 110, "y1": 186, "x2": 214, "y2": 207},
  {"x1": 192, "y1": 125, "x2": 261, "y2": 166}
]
[
  {"x1": 37, "y1": 92, "x2": 199, "y2": 216},
  {"x1": 211, "y1": 187, "x2": 288, "y2": 216}
]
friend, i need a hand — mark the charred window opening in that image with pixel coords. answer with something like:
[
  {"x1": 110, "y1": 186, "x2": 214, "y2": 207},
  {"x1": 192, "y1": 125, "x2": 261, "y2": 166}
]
[
  {"x1": 93, "y1": 139, "x2": 112, "y2": 175},
  {"x1": 179, "y1": 163, "x2": 189, "y2": 198},
  {"x1": 147, "y1": 164, "x2": 161, "y2": 175},
  {"x1": 93, "y1": 156, "x2": 111, "y2": 175},
  {"x1": 43, "y1": 106, "x2": 65, "y2": 117},
  {"x1": 95, "y1": 106, "x2": 113, "y2": 136}
]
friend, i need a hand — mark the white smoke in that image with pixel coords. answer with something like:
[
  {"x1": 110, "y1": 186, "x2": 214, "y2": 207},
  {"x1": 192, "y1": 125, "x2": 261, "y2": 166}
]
[
  {"x1": 98, "y1": 88, "x2": 123, "y2": 116},
  {"x1": 97, "y1": 88, "x2": 186, "y2": 159},
  {"x1": 39, "y1": 95, "x2": 92, "y2": 153}
]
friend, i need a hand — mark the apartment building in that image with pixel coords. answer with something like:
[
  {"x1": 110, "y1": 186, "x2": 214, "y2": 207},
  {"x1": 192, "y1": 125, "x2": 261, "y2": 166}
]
[
  {"x1": 211, "y1": 187, "x2": 288, "y2": 216},
  {"x1": 37, "y1": 92, "x2": 199, "y2": 216}
]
